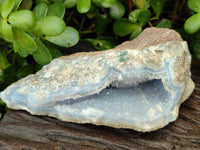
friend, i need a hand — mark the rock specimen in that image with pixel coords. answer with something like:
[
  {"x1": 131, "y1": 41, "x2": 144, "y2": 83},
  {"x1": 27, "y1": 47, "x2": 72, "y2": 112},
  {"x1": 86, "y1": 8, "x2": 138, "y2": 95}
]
[{"x1": 0, "y1": 28, "x2": 195, "y2": 132}]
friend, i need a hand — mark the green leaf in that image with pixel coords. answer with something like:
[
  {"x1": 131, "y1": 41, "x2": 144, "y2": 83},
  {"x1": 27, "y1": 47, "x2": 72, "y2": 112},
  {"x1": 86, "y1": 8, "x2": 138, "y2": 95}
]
[
  {"x1": 13, "y1": 28, "x2": 37, "y2": 52},
  {"x1": 99, "y1": 35, "x2": 117, "y2": 42},
  {"x1": 12, "y1": 40, "x2": 30, "y2": 57},
  {"x1": 1, "y1": 64, "x2": 17, "y2": 90},
  {"x1": 13, "y1": 39, "x2": 29, "y2": 57},
  {"x1": 45, "y1": 26, "x2": 79, "y2": 47},
  {"x1": 128, "y1": 9, "x2": 142, "y2": 23},
  {"x1": 77, "y1": 0, "x2": 91, "y2": 13},
  {"x1": 83, "y1": 38, "x2": 116, "y2": 50},
  {"x1": 35, "y1": 0, "x2": 49, "y2": 5},
  {"x1": 144, "y1": 0, "x2": 150, "y2": 9},
  {"x1": 138, "y1": 9, "x2": 151, "y2": 26},
  {"x1": 0, "y1": 50, "x2": 9, "y2": 70},
  {"x1": 150, "y1": 0, "x2": 165, "y2": 17},
  {"x1": 190, "y1": 30, "x2": 200, "y2": 41},
  {"x1": 12, "y1": 39, "x2": 20, "y2": 52},
  {"x1": 63, "y1": 0, "x2": 77, "y2": 8},
  {"x1": 86, "y1": 5, "x2": 98, "y2": 19},
  {"x1": 20, "y1": 0, "x2": 33, "y2": 9},
  {"x1": 110, "y1": 0, "x2": 125, "y2": 20},
  {"x1": 0, "y1": 20, "x2": 13, "y2": 42},
  {"x1": 0, "y1": 98, "x2": 6, "y2": 107},
  {"x1": 8, "y1": 10, "x2": 36, "y2": 31},
  {"x1": 0, "y1": 0, "x2": 15, "y2": 18},
  {"x1": 33, "y1": 2, "x2": 48, "y2": 20},
  {"x1": 18, "y1": 48, "x2": 30, "y2": 57},
  {"x1": 191, "y1": 40, "x2": 200, "y2": 60},
  {"x1": 113, "y1": 19, "x2": 140, "y2": 36},
  {"x1": 17, "y1": 64, "x2": 34, "y2": 79},
  {"x1": 15, "y1": 56, "x2": 28, "y2": 69},
  {"x1": 33, "y1": 16, "x2": 65, "y2": 36},
  {"x1": 47, "y1": 2, "x2": 65, "y2": 18},
  {"x1": 0, "y1": 27, "x2": 3, "y2": 37},
  {"x1": 12, "y1": 0, "x2": 23, "y2": 11},
  {"x1": 156, "y1": 19, "x2": 172, "y2": 28},
  {"x1": 175, "y1": 28, "x2": 189, "y2": 41},
  {"x1": 101, "y1": 0, "x2": 116, "y2": 8},
  {"x1": 44, "y1": 42, "x2": 62, "y2": 58},
  {"x1": 33, "y1": 38, "x2": 52, "y2": 65},
  {"x1": 94, "y1": 15, "x2": 109, "y2": 35},
  {"x1": 130, "y1": 26, "x2": 142, "y2": 40},
  {"x1": 188, "y1": 0, "x2": 200, "y2": 12},
  {"x1": 92, "y1": 0, "x2": 102, "y2": 7},
  {"x1": 132, "y1": 0, "x2": 146, "y2": 9},
  {"x1": 184, "y1": 13, "x2": 200, "y2": 34},
  {"x1": 51, "y1": 0, "x2": 63, "y2": 2}
]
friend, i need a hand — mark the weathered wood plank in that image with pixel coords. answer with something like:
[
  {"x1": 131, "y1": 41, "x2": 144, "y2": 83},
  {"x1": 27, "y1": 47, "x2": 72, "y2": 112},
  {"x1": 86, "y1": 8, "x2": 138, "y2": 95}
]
[{"x1": 0, "y1": 65, "x2": 199, "y2": 150}]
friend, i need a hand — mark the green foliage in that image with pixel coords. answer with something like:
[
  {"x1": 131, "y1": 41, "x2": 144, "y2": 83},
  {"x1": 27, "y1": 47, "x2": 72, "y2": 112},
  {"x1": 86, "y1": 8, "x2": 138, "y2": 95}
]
[
  {"x1": 109, "y1": 0, "x2": 125, "y2": 20},
  {"x1": 47, "y1": 2, "x2": 65, "y2": 18},
  {"x1": 0, "y1": 0, "x2": 79, "y2": 69},
  {"x1": 132, "y1": 0, "x2": 146, "y2": 9},
  {"x1": 33, "y1": 16, "x2": 65, "y2": 36},
  {"x1": 33, "y1": 2, "x2": 48, "y2": 20},
  {"x1": 184, "y1": 13, "x2": 200, "y2": 34},
  {"x1": 156, "y1": 19, "x2": 172, "y2": 28},
  {"x1": 13, "y1": 27, "x2": 37, "y2": 52},
  {"x1": 94, "y1": 15, "x2": 109, "y2": 35},
  {"x1": 101, "y1": 0, "x2": 116, "y2": 8},
  {"x1": 0, "y1": 20, "x2": 13, "y2": 42},
  {"x1": 0, "y1": 97, "x2": 8, "y2": 120},
  {"x1": 0, "y1": 0, "x2": 15, "y2": 18},
  {"x1": 130, "y1": 26, "x2": 142, "y2": 40},
  {"x1": 45, "y1": 26, "x2": 79, "y2": 47},
  {"x1": 138, "y1": 9, "x2": 151, "y2": 26},
  {"x1": 129, "y1": 9, "x2": 142, "y2": 23},
  {"x1": 77, "y1": 0, "x2": 91, "y2": 13},
  {"x1": 191, "y1": 40, "x2": 200, "y2": 60},
  {"x1": 20, "y1": 0, "x2": 32, "y2": 9},
  {"x1": 150, "y1": 0, "x2": 165, "y2": 18},
  {"x1": 83, "y1": 36, "x2": 116, "y2": 50},
  {"x1": 63, "y1": 0, "x2": 77, "y2": 9},
  {"x1": 33, "y1": 38, "x2": 52, "y2": 65},
  {"x1": 12, "y1": 0, "x2": 23, "y2": 11},
  {"x1": 0, "y1": 50, "x2": 9, "y2": 70},
  {"x1": 113, "y1": 19, "x2": 140, "y2": 36},
  {"x1": 0, "y1": 0, "x2": 80, "y2": 106},
  {"x1": 8, "y1": 10, "x2": 36, "y2": 31},
  {"x1": 187, "y1": 0, "x2": 200, "y2": 13},
  {"x1": 0, "y1": 0, "x2": 200, "y2": 115},
  {"x1": 184, "y1": 0, "x2": 200, "y2": 34}
]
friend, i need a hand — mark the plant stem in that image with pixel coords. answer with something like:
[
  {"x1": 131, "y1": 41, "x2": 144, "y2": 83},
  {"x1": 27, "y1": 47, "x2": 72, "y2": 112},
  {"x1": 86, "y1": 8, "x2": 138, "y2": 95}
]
[
  {"x1": 80, "y1": 30, "x2": 93, "y2": 34},
  {"x1": 179, "y1": 0, "x2": 187, "y2": 13},
  {"x1": 148, "y1": 21, "x2": 153, "y2": 27},
  {"x1": 0, "y1": 49, "x2": 9, "y2": 70},
  {"x1": 171, "y1": 0, "x2": 180, "y2": 22},
  {"x1": 129, "y1": 0, "x2": 133, "y2": 13},
  {"x1": 79, "y1": 16, "x2": 86, "y2": 32}
]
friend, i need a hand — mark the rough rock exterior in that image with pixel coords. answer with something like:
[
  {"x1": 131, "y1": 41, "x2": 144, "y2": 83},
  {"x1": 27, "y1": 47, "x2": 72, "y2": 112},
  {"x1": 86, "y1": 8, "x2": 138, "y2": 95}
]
[{"x1": 0, "y1": 28, "x2": 195, "y2": 132}]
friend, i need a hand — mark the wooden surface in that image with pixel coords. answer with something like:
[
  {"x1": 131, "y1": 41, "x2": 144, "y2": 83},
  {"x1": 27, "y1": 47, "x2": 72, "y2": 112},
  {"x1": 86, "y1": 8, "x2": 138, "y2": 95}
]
[{"x1": 0, "y1": 65, "x2": 199, "y2": 150}]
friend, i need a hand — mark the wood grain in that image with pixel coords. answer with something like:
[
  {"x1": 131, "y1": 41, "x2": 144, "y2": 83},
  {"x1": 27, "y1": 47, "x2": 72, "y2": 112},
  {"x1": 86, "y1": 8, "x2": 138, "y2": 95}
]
[{"x1": 0, "y1": 65, "x2": 199, "y2": 150}]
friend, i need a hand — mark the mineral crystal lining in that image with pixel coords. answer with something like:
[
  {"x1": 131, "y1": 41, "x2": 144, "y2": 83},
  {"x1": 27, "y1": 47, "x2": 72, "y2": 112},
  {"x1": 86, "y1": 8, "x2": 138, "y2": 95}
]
[{"x1": 55, "y1": 79, "x2": 172, "y2": 123}]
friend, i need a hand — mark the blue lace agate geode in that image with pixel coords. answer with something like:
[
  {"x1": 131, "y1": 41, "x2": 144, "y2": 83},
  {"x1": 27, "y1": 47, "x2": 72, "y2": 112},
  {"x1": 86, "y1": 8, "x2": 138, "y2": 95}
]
[{"x1": 0, "y1": 28, "x2": 195, "y2": 132}]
